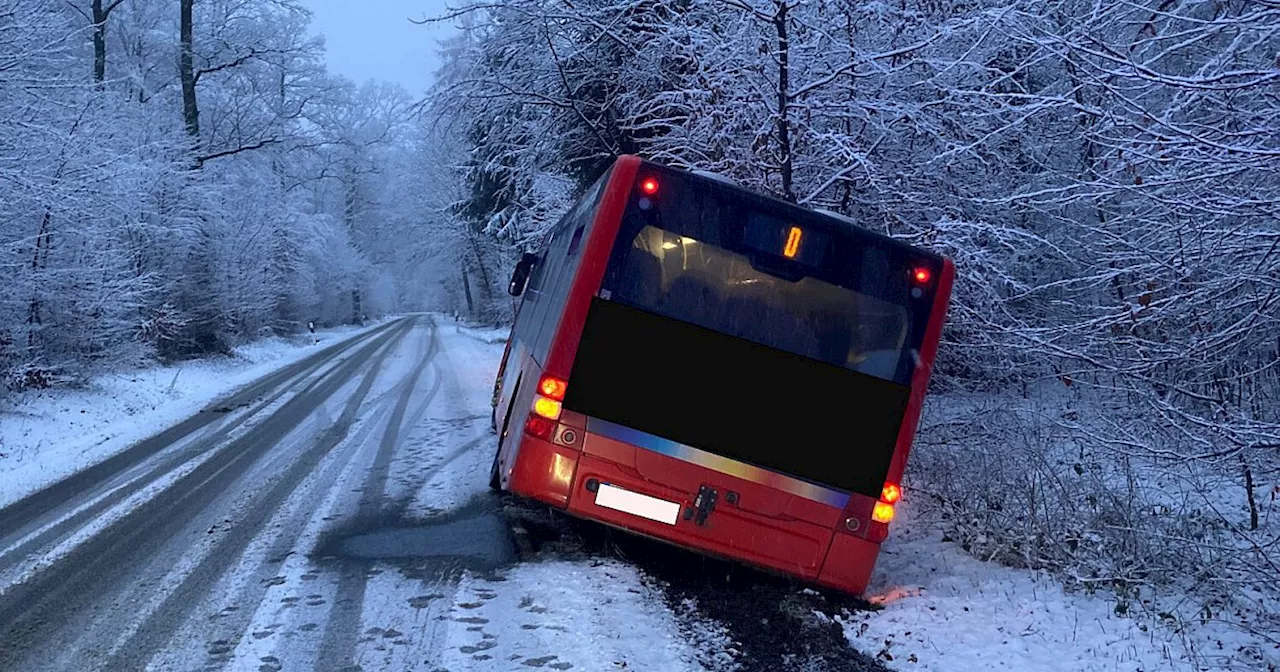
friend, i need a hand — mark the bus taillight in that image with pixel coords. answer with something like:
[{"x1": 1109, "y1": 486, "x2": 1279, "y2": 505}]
[
  {"x1": 911, "y1": 267, "x2": 932, "y2": 284},
  {"x1": 532, "y1": 375, "x2": 567, "y2": 422},
  {"x1": 639, "y1": 177, "x2": 660, "y2": 195},
  {"x1": 533, "y1": 396, "x2": 563, "y2": 420},
  {"x1": 538, "y1": 375, "x2": 568, "y2": 401},
  {"x1": 871, "y1": 501, "x2": 896, "y2": 523},
  {"x1": 881, "y1": 482, "x2": 901, "y2": 504}
]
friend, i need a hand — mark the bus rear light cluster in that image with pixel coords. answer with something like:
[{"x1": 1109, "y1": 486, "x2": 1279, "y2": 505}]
[
  {"x1": 911, "y1": 267, "x2": 932, "y2": 284},
  {"x1": 871, "y1": 481, "x2": 902, "y2": 523},
  {"x1": 538, "y1": 375, "x2": 568, "y2": 400},
  {"x1": 531, "y1": 375, "x2": 568, "y2": 423},
  {"x1": 639, "y1": 177, "x2": 660, "y2": 195},
  {"x1": 525, "y1": 375, "x2": 573, "y2": 442}
]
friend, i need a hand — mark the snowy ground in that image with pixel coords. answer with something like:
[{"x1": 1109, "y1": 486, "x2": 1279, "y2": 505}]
[
  {"x1": 0, "y1": 321, "x2": 383, "y2": 509},
  {"x1": 0, "y1": 314, "x2": 709, "y2": 672},
  {"x1": 844, "y1": 496, "x2": 1276, "y2": 672},
  {"x1": 2, "y1": 314, "x2": 1270, "y2": 672}
]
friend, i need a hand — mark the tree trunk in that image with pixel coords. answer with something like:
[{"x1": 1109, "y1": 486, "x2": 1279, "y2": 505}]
[
  {"x1": 90, "y1": 0, "x2": 122, "y2": 84},
  {"x1": 460, "y1": 265, "x2": 475, "y2": 316},
  {"x1": 27, "y1": 211, "x2": 52, "y2": 349},
  {"x1": 466, "y1": 232, "x2": 495, "y2": 301},
  {"x1": 1244, "y1": 457, "x2": 1259, "y2": 531},
  {"x1": 773, "y1": 1, "x2": 794, "y2": 202},
  {"x1": 92, "y1": 0, "x2": 106, "y2": 84},
  {"x1": 179, "y1": 0, "x2": 199, "y2": 138}
]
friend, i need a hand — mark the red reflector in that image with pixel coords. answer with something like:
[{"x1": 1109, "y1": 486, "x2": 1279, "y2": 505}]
[
  {"x1": 538, "y1": 375, "x2": 568, "y2": 401},
  {"x1": 640, "y1": 178, "x2": 659, "y2": 195},
  {"x1": 525, "y1": 415, "x2": 555, "y2": 440},
  {"x1": 912, "y1": 267, "x2": 932, "y2": 284},
  {"x1": 867, "y1": 520, "x2": 890, "y2": 543},
  {"x1": 881, "y1": 482, "x2": 901, "y2": 504}
]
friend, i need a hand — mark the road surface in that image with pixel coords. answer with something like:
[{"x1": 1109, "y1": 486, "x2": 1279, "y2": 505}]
[{"x1": 0, "y1": 316, "x2": 882, "y2": 672}]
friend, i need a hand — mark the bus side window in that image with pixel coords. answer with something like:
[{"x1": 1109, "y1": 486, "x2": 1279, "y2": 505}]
[
  {"x1": 526, "y1": 232, "x2": 567, "y2": 357},
  {"x1": 566, "y1": 224, "x2": 585, "y2": 256},
  {"x1": 531, "y1": 169, "x2": 612, "y2": 361},
  {"x1": 513, "y1": 233, "x2": 554, "y2": 345}
]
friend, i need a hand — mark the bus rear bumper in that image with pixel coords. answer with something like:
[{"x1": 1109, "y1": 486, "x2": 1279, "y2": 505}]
[
  {"x1": 507, "y1": 440, "x2": 882, "y2": 596},
  {"x1": 562, "y1": 454, "x2": 833, "y2": 584}
]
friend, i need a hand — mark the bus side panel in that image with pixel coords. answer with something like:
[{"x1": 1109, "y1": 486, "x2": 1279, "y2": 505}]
[
  {"x1": 494, "y1": 340, "x2": 525, "y2": 436},
  {"x1": 542, "y1": 156, "x2": 642, "y2": 380},
  {"x1": 885, "y1": 258, "x2": 957, "y2": 486},
  {"x1": 497, "y1": 354, "x2": 547, "y2": 487}
]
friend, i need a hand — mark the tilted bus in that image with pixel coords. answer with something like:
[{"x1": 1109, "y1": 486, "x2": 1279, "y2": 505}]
[{"x1": 489, "y1": 155, "x2": 954, "y2": 595}]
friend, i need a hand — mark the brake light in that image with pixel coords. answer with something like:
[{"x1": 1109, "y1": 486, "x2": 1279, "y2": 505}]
[
  {"x1": 911, "y1": 267, "x2": 932, "y2": 284},
  {"x1": 871, "y1": 501, "x2": 896, "y2": 523},
  {"x1": 538, "y1": 375, "x2": 568, "y2": 401},
  {"x1": 881, "y1": 482, "x2": 901, "y2": 504},
  {"x1": 525, "y1": 415, "x2": 555, "y2": 440},
  {"x1": 640, "y1": 177, "x2": 659, "y2": 195},
  {"x1": 532, "y1": 396, "x2": 562, "y2": 420}
]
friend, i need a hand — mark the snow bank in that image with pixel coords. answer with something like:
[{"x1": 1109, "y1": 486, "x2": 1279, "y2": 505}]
[
  {"x1": 844, "y1": 501, "x2": 1273, "y2": 671},
  {"x1": 453, "y1": 323, "x2": 510, "y2": 345},
  {"x1": 0, "y1": 321, "x2": 387, "y2": 509}
]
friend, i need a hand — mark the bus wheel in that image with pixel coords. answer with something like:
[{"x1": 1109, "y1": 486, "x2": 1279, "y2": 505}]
[
  {"x1": 488, "y1": 447, "x2": 501, "y2": 491},
  {"x1": 491, "y1": 382, "x2": 519, "y2": 491}
]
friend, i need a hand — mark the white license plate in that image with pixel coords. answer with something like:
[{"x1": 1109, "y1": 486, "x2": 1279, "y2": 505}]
[{"x1": 594, "y1": 483, "x2": 681, "y2": 526}]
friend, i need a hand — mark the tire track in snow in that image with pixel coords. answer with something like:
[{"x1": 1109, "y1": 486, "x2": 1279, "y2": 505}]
[
  {"x1": 315, "y1": 319, "x2": 444, "y2": 672},
  {"x1": 0, "y1": 319, "x2": 413, "y2": 671},
  {"x1": 195, "y1": 398, "x2": 403, "y2": 672},
  {"x1": 0, "y1": 326, "x2": 383, "y2": 579},
  {"x1": 0, "y1": 320, "x2": 397, "y2": 540},
  {"x1": 96, "y1": 318, "x2": 416, "y2": 671}
]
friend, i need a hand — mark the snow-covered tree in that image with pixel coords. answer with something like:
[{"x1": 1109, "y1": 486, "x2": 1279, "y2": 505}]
[
  {"x1": 0, "y1": 0, "x2": 441, "y2": 386},
  {"x1": 421, "y1": 0, "x2": 1280, "y2": 633}
]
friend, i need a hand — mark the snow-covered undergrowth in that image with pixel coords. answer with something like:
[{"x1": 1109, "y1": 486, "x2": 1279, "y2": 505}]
[
  {"x1": 903, "y1": 388, "x2": 1280, "y2": 669},
  {"x1": 0, "y1": 321, "x2": 383, "y2": 509},
  {"x1": 846, "y1": 508, "x2": 1269, "y2": 671}
]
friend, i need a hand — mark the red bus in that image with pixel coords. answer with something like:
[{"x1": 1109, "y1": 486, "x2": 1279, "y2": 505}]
[{"x1": 489, "y1": 155, "x2": 954, "y2": 595}]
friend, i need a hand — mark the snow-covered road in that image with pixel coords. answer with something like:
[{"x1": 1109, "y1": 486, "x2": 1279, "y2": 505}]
[{"x1": 0, "y1": 317, "x2": 724, "y2": 672}]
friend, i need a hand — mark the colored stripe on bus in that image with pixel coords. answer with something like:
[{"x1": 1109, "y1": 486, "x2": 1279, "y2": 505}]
[{"x1": 585, "y1": 418, "x2": 851, "y2": 508}]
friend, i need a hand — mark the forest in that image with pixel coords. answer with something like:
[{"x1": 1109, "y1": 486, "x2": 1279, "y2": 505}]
[
  {"x1": 2, "y1": 0, "x2": 1277, "y2": 653},
  {"x1": 428, "y1": 0, "x2": 1279, "y2": 646},
  {"x1": 0, "y1": 0, "x2": 477, "y2": 392}
]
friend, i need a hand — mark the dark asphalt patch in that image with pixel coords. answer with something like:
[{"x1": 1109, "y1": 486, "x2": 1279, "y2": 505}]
[
  {"x1": 501, "y1": 497, "x2": 890, "y2": 672},
  {"x1": 311, "y1": 493, "x2": 517, "y2": 576}
]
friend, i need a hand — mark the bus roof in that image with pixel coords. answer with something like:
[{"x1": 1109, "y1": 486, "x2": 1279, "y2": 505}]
[{"x1": 633, "y1": 157, "x2": 948, "y2": 265}]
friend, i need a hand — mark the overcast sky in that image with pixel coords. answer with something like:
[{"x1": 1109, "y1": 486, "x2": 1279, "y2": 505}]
[{"x1": 300, "y1": 1, "x2": 458, "y2": 95}]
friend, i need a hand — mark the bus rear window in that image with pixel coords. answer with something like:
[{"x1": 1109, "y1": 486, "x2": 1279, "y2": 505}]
[{"x1": 607, "y1": 225, "x2": 910, "y2": 381}]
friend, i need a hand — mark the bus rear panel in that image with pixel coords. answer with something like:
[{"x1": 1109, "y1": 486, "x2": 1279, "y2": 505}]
[{"x1": 497, "y1": 156, "x2": 954, "y2": 595}]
